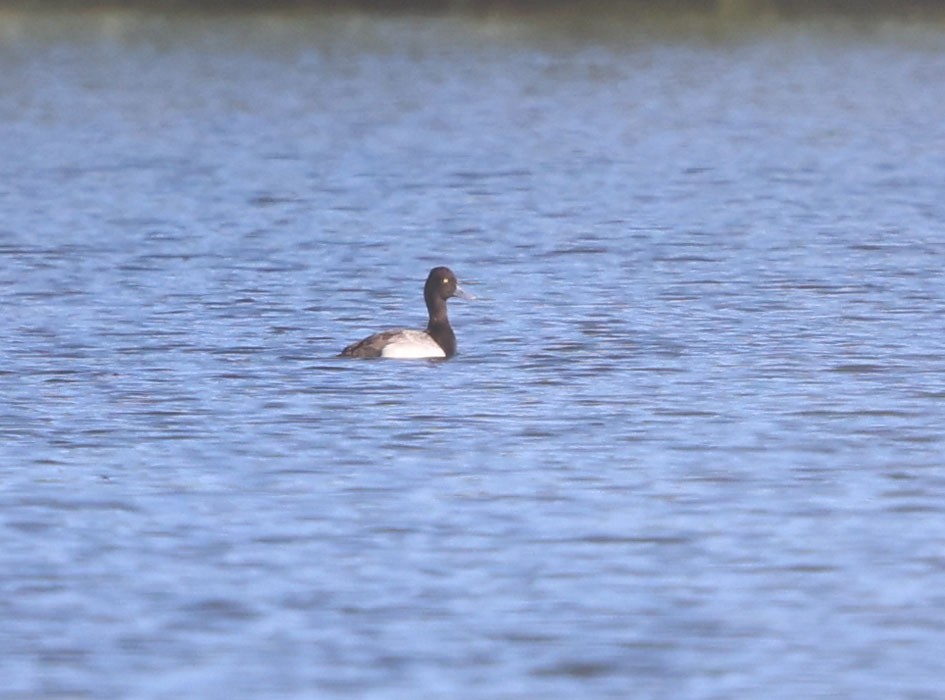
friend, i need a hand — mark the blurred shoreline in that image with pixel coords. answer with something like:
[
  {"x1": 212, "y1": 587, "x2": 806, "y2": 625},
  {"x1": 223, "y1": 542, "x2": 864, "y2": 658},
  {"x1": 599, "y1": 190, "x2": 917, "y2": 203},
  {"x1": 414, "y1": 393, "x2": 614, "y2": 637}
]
[{"x1": 2, "y1": 0, "x2": 945, "y2": 17}]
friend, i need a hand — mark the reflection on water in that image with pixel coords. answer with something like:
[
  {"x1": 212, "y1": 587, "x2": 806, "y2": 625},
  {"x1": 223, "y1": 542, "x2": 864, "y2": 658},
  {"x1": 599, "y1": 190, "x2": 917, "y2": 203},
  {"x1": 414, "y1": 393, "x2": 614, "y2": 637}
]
[{"x1": 2, "y1": 7, "x2": 945, "y2": 699}]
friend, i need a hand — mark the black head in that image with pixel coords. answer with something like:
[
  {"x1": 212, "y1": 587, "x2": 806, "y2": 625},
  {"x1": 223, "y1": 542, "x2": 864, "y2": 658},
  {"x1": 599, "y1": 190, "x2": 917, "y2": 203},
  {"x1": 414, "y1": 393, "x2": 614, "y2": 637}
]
[{"x1": 424, "y1": 266, "x2": 462, "y2": 302}]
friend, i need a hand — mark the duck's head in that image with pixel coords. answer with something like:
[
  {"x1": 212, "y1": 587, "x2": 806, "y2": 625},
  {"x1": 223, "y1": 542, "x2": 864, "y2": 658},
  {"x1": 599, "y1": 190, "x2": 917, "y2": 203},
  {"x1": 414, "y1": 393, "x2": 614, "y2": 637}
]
[{"x1": 425, "y1": 266, "x2": 472, "y2": 302}]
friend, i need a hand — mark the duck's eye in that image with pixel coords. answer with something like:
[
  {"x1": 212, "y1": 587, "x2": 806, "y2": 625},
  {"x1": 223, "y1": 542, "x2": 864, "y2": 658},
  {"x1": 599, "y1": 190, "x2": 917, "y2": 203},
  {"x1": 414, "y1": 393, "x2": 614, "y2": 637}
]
[{"x1": 442, "y1": 278, "x2": 449, "y2": 284}]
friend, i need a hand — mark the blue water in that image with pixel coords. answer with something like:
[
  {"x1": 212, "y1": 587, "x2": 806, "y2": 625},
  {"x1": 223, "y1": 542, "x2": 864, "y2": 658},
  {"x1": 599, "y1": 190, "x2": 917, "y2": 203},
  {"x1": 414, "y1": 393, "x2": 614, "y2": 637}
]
[{"x1": 2, "y1": 9, "x2": 945, "y2": 699}]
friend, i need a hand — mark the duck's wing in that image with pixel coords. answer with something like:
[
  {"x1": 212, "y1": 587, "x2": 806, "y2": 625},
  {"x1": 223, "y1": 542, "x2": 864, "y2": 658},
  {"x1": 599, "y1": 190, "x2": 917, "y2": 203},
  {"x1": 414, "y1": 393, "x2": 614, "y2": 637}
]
[{"x1": 339, "y1": 329, "x2": 405, "y2": 358}]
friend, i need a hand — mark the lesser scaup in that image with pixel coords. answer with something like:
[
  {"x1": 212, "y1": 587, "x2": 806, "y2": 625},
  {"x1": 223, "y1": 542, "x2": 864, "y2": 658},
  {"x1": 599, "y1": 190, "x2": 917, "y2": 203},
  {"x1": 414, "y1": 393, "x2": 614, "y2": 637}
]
[{"x1": 340, "y1": 266, "x2": 471, "y2": 359}]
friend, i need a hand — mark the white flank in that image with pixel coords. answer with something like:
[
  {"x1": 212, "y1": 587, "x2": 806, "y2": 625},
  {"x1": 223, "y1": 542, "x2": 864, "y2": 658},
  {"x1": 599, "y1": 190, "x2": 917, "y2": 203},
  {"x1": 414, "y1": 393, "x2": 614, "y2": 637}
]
[{"x1": 380, "y1": 330, "x2": 446, "y2": 359}]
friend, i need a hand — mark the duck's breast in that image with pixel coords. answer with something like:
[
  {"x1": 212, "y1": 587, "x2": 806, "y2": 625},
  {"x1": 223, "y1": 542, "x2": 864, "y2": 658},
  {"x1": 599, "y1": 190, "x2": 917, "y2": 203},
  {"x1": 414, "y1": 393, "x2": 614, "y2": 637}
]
[{"x1": 379, "y1": 330, "x2": 446, "y2": 359}]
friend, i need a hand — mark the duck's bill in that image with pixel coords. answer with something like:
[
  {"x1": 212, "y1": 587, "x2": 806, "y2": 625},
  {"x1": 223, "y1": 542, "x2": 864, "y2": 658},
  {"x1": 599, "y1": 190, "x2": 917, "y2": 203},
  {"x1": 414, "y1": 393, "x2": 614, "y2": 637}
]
[{"x1": 454, "y1": 284, "x2": 475, "y2": 300}]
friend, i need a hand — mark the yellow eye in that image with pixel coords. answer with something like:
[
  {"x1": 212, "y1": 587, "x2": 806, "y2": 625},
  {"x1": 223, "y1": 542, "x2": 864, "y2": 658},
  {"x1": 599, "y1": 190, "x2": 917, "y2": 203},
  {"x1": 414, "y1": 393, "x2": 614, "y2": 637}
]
[{"x1": 442, "y1": 278, "x2": 449, "y2": 284}]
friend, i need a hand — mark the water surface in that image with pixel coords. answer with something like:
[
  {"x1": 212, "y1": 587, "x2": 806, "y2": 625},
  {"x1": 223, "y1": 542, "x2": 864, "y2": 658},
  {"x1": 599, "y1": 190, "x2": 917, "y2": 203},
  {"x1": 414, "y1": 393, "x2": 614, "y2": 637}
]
[{"x1": 1, "y1": 9, "x2": 944, "y2": 699}]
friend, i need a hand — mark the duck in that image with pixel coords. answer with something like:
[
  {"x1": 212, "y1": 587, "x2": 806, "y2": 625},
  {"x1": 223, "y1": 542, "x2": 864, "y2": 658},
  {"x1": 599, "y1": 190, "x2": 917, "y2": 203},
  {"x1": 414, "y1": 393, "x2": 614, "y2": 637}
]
[{"x1": 340, "y1": 266, "x2": 471, "y2": 359}]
